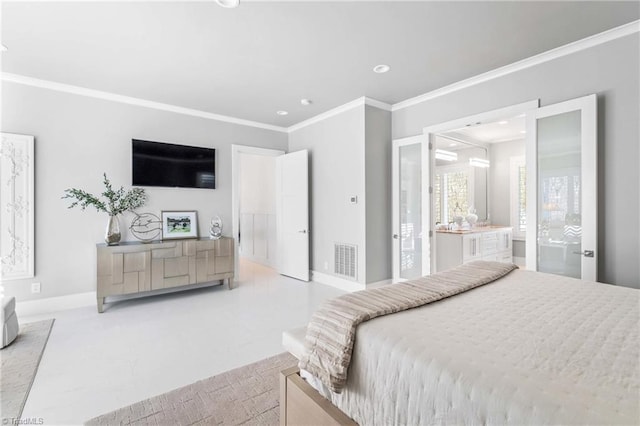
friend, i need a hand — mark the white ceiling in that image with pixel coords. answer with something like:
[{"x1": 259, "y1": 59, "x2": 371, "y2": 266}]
[
  {"x1": 2, "y1": 1, "x2": 638, "y2": 127},
  {"x1": 442, "y1": 115, "x2": 526, "y2": 147}
]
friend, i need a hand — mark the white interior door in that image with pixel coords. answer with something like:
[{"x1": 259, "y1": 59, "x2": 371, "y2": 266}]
[
  {"x1": 392, "y1": 135, "x2": 430, "y2": 281},
  {"x1": 276, "y1": 150, "x2": 309, "y2": 281},
  {"x1": 526, "y1": 94, "x2": 597, "y2": 281}
]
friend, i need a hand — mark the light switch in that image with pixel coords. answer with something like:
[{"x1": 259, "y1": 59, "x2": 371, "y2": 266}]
[{"x1": 350, "y1": 196, "x2": 358, "y2": 204}]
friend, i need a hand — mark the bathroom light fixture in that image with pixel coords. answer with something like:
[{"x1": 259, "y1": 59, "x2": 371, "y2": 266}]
[
  {"x1": 469, "y1": 158, "x2": 490, "y2": 168},
  {"x1": 373, "y1": 64, "x2": 390, "y2": 74},
  {"x1": 276, "y1": 110, "x2": 288, "y2": 116},
  {"x1": 435, "y1": 149, "x2": 458, "y2": 162},
  {"x1": 215, "y1": 0, "x2": 239, "y2": 8}
]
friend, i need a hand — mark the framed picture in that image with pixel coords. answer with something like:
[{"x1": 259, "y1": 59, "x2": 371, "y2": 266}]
[{"x1": 161, "y1": 211, "x2": 198, "y2": 240}]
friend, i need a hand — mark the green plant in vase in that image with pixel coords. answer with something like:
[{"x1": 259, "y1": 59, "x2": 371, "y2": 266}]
[{"x1": 62, "y1": 173, "x2": 147, "y2": 245}]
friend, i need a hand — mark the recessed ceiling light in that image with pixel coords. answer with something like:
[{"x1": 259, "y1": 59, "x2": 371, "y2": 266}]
[
  {"x1": 498, "y1": 120, "x2": 508, "y2": 125},
  {"x1": 449, "y1": 143, "x2": 457, "y2": 147},
  {"x1": 300, "y1": 99, "x2": 312, "y2": 106},
  {"x1": 373, "y1": 64, "x2": 390, "y2": 74},
  {"x1": 215, "y1": 0, "x2": 239, "y2": 8},
  {"x1": 0, "y1": 44, "x2": 7, "y2": 52},
  {"x1": 276, "y1": 111, "x2": 288, "y2": 116}
]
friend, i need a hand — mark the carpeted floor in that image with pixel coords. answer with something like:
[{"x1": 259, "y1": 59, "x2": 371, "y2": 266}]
[
  {"x1": 1, "y1": 319, "x2": 55, "y2": 423},
  {"x1": 86, "y1": 351, "x2": 298, "y2": 425}
]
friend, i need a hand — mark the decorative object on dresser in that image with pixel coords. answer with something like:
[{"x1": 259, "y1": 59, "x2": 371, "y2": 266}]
[
  {"x1": 62, "y1": 173, "x2": 147, "y2": 245},
  {"x1": 96, "y1": 237, "x2": 234, "y2": 313},
  {"x1": 161, "y1": 210, "x2": 198, "y2": 240},
  {"x1": 129, "y1": 212, "x2": 162, "y2": 242},
  {"x1": 436, "y1": 226, "x2": 512, "y2": 272},
  {"x1": 0, "y1": 133, "x2": 35, "y2": 280},
  {"x1": 209, "y1": 215, "x2": 223, "y2": 240}
]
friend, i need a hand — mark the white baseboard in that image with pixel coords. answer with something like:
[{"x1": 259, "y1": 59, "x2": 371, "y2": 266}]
[
  {"x1": 513, "y1": 256, "x2": 526, "y2": 267},
  {"x1": 310, "y1": 270, "x2": 366, "y2": 292},
  {"x1": 16, "y1": 291, "x2": 96, "y2": 318},
  {"x1": 366, "y1": 279, "x2": 393, "y2": 288}
]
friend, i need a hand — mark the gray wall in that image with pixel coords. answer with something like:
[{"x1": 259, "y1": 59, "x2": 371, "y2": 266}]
[
  {"x1": 1, "y1": 83, "x2": 288, "y2": 301},
  {"x1": 393, "y1": 34, "x2": 639, "y2": 287},
  {"x1": 364, "y1": 105, "x2": 392, "y2": 283},
  {"x1": 288, "y1": 106, "x2": 367, "y2": 284}
]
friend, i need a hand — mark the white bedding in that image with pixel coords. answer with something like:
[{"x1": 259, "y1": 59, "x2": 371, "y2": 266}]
[{"x1": 300, "y1": 270, "x2": 640, "y2": 425}]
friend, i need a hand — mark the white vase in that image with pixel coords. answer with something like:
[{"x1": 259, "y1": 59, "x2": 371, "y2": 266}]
[
  {"x1": 105, "y1": 215, "x2": 121, "y2": 245},
  {"x1": 466, "y1": 213, "x2": 478, "y2": 227}
]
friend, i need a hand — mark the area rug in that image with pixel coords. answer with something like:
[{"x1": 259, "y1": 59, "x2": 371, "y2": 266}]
[
  {"x1": 86, "y1": 352, "x2": 298, "y2": 425},
  {"x1": 1, "y1": 319, "x2": 55, "y2": 423}
]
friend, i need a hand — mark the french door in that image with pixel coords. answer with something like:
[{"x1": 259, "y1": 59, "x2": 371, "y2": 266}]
[
  {"x1": 526, "y1": 94, "x2": 597, "y2": 281},
  {"x1": 392, "y1": 135, "x2": 430, "y2": 281}
]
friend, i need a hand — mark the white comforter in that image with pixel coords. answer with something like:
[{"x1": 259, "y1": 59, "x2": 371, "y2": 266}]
[{"x1": 302, "y1": 270, "x2": 640, "y2": 425}]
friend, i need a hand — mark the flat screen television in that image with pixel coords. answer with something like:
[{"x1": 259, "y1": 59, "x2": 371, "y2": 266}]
[{"x1": 132, "y1": 139, "x2": 215, "y2": 189}]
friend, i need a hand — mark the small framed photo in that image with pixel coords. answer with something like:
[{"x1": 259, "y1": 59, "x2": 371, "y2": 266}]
[{"x1": 161, "y1": 211, "x2": 198, "y2": 240}]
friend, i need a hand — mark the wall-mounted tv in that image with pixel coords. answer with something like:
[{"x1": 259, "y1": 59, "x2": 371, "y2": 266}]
[{"x1": 132, "y1": 139, "x2": 215, "y2": 189}]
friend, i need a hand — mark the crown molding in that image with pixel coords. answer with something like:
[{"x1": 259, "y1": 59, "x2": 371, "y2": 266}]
[
  {"x1": 0, "y1": 72, "x2": 289, "y2": 133},
  {"x1": 287, "y1": 97, "x2": 366, "y2": 133},
  {"x1": 2, "y1": 21, "x2": 636, "y2": 133},
  {"x1": 287, "y1": 96, "x2": 391, "y2": 133},
  {"x1": 287, "y1": 20, "x2": 638, "y2": 130},
  {"x1": 364, "y1": 96, "x2": 392, "y2": 112},
  {"x1": 392, "y1": 20, "x2": 640, "y2": 112}
]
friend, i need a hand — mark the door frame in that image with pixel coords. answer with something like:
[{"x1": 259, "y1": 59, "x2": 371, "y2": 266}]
[
  {"x1": 231, "y1": 144, "x2": 286, "y2": 279},
  {"x1": 392, "y1": 134, "x2": 427, "y2": 281},
  {"x1": 422, "y1": 100, "x2": 540, "y2": 272},
  {"x1": 525, "y1": 94, "x2": 597, "y2": 280}
]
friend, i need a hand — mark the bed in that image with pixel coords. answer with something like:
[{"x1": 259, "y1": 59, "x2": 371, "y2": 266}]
[{"x1": 280, "y1": 262, "x2": 640, "y2": 425}]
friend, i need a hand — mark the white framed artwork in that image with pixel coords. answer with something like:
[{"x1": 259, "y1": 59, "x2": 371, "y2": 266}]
[
  {"x1": 1, "y1": 133, "x2": 35, "y2": 280},
  {"x1": 161, "y1": 210, "x2": 199, "y2": 240}
]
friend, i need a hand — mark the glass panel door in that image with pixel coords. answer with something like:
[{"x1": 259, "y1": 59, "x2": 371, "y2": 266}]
[
  {"x1": 537, "y1": 111, "x2": 582, "y2": 278},
  {"x1": 399, "y1": 143, "x2": 422, "y2": 280},
  {"x1": 526, "y1": 95, "x2": 597, "y2": 281},
  {"x1": 392, "y1": 136, "x2": 429, "y2": 281}
]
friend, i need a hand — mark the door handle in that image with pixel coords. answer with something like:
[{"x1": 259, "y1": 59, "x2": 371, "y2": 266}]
[
  {"x1": 572, "y1": 250, "x2": 594, "y2": 258},
  {"x1": 298, "y1": 230, "x2": 307, "y2": 234},
  {"x1": 393, "y1": 234, "x2": 399, "y2": 239}
]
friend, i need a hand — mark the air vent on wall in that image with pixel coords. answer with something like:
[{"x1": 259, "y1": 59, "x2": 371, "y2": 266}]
[{"x1": 334, "y1": 243, "x2": 357, "y2": 280}]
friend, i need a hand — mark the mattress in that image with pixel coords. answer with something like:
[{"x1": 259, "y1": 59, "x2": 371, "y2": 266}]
[{"x1": 297, "y1": 269, "x2": 640, "y2": 425}]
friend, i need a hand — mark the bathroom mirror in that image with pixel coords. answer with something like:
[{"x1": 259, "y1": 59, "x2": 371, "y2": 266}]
[{"x1": 433, "y1": 133, "x2": 488, "y2": 224}]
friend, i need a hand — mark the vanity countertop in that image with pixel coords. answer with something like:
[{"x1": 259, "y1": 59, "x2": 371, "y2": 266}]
[{"x1": 436, "y1": 225, "x2": 512, "y2": 235}]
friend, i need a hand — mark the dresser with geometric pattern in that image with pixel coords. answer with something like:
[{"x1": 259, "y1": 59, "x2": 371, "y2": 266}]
[{"x1": 96, "y1": 237, "x2": 234, "y2": 313}]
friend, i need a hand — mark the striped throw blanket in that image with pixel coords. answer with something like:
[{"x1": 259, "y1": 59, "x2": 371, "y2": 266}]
[{"x1": 299, "y1": 261, "x2": 518, "y2": 393}]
